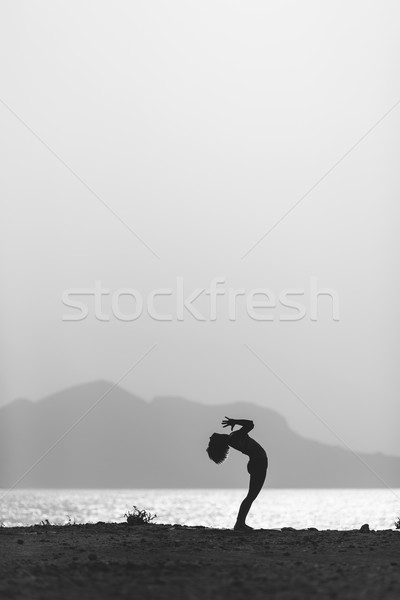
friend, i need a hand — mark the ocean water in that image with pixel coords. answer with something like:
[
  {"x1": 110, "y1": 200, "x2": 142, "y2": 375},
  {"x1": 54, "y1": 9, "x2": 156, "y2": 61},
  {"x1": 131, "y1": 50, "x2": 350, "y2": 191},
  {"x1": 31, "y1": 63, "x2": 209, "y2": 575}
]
[{"x1": 0, "y1": 489, "x2": 399, "y2": 530}]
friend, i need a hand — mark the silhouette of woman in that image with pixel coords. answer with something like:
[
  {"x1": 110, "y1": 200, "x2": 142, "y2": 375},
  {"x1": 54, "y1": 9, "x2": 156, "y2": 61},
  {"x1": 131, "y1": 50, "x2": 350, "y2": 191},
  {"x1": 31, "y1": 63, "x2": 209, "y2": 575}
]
[{"x1": 206, "y1": 417, "x2": 268, "y2": 531}]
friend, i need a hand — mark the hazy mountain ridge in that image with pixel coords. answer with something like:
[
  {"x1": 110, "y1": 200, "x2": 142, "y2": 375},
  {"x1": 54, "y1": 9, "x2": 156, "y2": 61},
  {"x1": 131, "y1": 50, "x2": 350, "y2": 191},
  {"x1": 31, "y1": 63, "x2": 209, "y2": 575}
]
[{"x1": 1, "y1": 381, "x2": 399, "y2": 488}]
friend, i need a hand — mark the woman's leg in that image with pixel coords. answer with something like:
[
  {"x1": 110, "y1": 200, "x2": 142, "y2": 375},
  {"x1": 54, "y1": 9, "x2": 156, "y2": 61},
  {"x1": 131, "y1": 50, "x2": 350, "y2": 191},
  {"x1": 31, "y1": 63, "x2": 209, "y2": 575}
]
[{"x1": 234, "y1": 462, "x2": 267, "y2": 530}]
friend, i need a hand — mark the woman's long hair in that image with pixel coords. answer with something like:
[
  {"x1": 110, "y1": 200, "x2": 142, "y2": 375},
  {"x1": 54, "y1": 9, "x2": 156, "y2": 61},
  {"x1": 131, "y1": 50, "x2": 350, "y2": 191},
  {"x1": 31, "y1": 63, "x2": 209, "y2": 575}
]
[{"x1": 206, "y1": 433, "x2": 230, "y2": 464}]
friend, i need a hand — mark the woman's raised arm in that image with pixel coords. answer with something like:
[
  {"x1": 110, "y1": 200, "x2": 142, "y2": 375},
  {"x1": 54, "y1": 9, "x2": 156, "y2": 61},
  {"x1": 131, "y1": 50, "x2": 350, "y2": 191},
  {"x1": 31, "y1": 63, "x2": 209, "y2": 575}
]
[{"x1": 222, "y1": 417, "x2": 254, "y2": 433}]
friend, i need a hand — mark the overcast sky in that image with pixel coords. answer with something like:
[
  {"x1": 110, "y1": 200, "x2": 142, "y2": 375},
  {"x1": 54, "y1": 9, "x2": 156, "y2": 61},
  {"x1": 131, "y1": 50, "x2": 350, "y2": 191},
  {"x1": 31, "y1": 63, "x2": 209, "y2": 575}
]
[{"x1": 1, "y1": 1, "x2": 399, "y2": 457}]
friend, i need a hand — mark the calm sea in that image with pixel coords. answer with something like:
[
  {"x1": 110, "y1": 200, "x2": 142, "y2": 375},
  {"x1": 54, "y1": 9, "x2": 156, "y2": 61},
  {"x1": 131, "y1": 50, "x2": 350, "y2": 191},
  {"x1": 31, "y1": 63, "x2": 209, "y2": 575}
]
[{"x1": 0, "y1": 489, "x2": 399, "y2": 530}]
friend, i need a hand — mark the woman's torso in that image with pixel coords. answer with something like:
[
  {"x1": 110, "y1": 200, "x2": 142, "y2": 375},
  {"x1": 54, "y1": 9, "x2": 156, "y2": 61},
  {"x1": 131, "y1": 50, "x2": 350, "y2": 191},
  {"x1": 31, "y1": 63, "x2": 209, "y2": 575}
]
[{"x1": 228, "y1": 431, "x2": 267, "y2": 460}]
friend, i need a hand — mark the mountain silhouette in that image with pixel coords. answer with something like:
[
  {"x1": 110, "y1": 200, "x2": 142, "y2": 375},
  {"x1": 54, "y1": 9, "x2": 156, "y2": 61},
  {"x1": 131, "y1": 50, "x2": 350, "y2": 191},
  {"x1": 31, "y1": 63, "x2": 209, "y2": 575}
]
[{"x1": 1, "y1": 381, "x2": 399, "y2": 488}]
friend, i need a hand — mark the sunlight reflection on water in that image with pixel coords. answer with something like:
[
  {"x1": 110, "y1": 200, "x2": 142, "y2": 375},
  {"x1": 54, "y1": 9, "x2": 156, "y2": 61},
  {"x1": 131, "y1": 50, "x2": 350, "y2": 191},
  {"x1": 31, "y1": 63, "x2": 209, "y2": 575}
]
[{"x1": 0, "y1": 489, "x2": 399, "y2": 530}]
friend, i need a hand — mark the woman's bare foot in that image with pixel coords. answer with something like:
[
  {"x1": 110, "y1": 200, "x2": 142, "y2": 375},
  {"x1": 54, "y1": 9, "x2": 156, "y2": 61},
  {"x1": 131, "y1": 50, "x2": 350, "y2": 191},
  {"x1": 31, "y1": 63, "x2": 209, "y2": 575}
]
[{"x1": 234, "y1": 523, "x2": 254, "y2": 531}]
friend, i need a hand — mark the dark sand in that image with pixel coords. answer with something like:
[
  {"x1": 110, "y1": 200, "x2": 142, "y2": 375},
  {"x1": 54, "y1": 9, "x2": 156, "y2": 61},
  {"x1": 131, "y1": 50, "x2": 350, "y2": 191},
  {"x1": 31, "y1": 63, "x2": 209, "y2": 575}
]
[{"x1": 1, "y1": 523, "x2": 399, "y2": 599}]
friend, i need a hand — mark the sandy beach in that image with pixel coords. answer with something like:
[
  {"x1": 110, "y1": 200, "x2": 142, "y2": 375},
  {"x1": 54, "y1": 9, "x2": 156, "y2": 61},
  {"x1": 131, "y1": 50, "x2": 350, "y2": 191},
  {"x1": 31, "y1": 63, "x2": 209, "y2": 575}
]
[{"x1": 0, "y1": 522, "x2": 399, "y2": 599}]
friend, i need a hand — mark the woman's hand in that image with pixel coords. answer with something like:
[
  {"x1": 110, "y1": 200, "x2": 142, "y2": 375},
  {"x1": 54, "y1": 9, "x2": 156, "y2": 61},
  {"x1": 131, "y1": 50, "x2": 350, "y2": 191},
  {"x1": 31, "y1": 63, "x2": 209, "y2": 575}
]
[{"x1": 222, "y1": 417, "x2": 236, "y2": 430}]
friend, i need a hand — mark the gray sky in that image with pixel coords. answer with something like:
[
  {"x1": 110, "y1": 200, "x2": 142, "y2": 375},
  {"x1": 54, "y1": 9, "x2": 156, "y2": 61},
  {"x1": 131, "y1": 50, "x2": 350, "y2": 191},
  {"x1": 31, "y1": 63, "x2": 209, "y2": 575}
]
[{"x1": 1, "y1": 1, "x2": 399, "y2": 456}]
